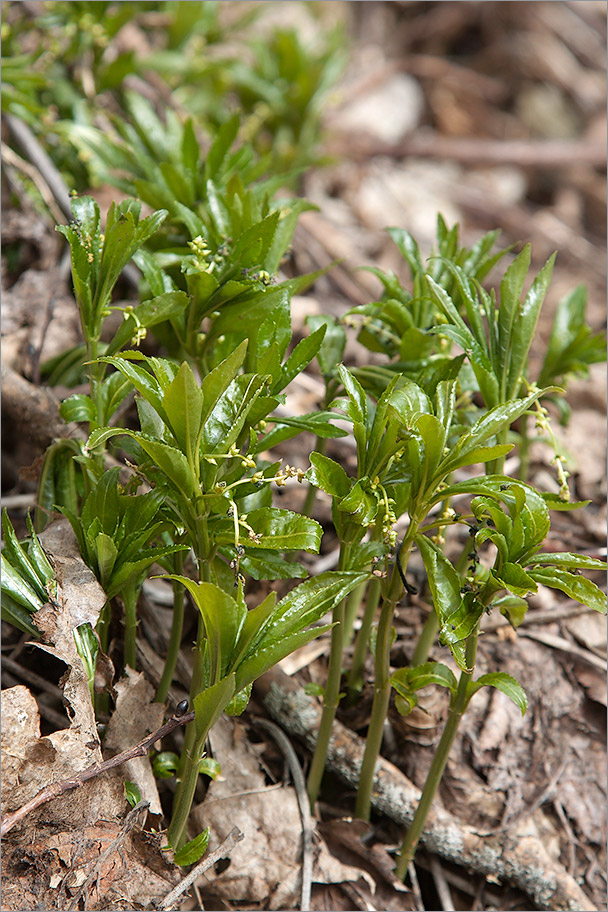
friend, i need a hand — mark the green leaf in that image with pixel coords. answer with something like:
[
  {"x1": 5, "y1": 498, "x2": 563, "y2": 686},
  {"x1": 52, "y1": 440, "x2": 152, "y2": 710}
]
[
  {"x1": 440, "y1": 593, "x2": 484, "y2": 647},
  {"x1": 60, "y1": 394, "x2": 96, "y2": 423},
  {"x1": 153, "y1": 751, "x2": 180, "y2": 779},
  {"x1": 271, "y1": 324, "x2": 327, "y2": 394},
  {"x1": 306, "y1": 452, "x2": 351, "y2": 499},
  {"x1": 530, "y1": 552, "x2": 607, "y2": 571},
  {"x1": 468, "y1": 673, "x2": 528, "y2": 715},
  {"x1": 236, "y1": 508, "x2": 322, "y2": 552},
  {"x1": 238, "y1": 550, "x2": 308, "y2": 580},
  {"x1": 173, "y1": 828, "x2": 210, "y2": 866},
  {"x1": 415, "y1": 534, "x2": 462, "y2": 625},
  {"x1": 337, "y1": 479, "x2": 379, "y2": 526},
  {"x1": 163, "y1": 362, "x2": 204, "y2": 460},
  {"x1": 306, "y1": 315, "x2": 346, "y2": 379},
  {"x1": 192, "y1": 674, "x2": 236, "y2": 741},
  {"x1": 1, "y1": 554, "x2": 45, "y2": 611},
  {"x1": 95, "y1": 533, "x2": 119, "y2": 589},
  {"x1": 200, "y1": 340, "x2": 248, "y2": 425},
  {"x1": 390, "y1": 662, "x2": 458, "y2": 714},
  {"x1": 491, "y1": 594, "x2": 529, "y2": 628},
  {"x1": 337, "y1": 364, "x2": 368, "y2": 428},
  {"x1": 539, "y1": 285, "x2": 607, "y2": 387},
  {"x1": 499, "y1": 249, "x2": 556, "y2": 399},
  {"x1": 528, "y1": 568, "x2": 607, "y2": 614},
  {"x1": 73, "y1": 623, "x2": 99, "y2": 701},
  {"x1": 1, "y1": 510, "x2": 48, "y2": 601},
  {"x1": 198, "y1": 756, "x2": 222, "y2": 780},
  {"x1": 98, "y1": 356, "x2": 168, "y2": 423},
  {"x1": 106, "y1": 291, "x2": 190, "y2": 356},
  {"x1": 493, "y1": 562, "x2": 538, "y2": 597},
  {"x1": 1, "y1": 594, "x2": 40, "y2": 636},
  {"x1": 170, "y1": 579, "x2": 245, "y2": 680},
  {"x1": 124, "y1": 781, "x2": 142, "y2": 808}
]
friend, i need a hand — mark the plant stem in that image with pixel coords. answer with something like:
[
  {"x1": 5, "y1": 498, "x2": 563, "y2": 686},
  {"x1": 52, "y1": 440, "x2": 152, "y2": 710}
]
[
  {"x1": 395, "y1": 627, "x2": 479, "y2": 879},
  {"x1": 306, "y1": 542, "x2": 351, "y2": 809},
  {"x1": 343, "y1": 579, "x2": 367, "y2": 645},
  {"x1": 156, "y1": 571, "x2": 185, "y2": 704},
  {"x1": 518, "y1": 413, "x2": 530, "y2": 482},
  {"x1": 169, "y1": 513, "x2": 211, "y2": 846},
  {"x1": 410, "y1": 609, "x2": 438, "y2": 666},
  {"x1": 346, "y1": 576, "x2": 381, "y2": 700},
  {"x1": 122, "y1": 583, "x2": 138, "y2": 670},
  {"x1": 167, "y1": 720, "x2": 209, "y2": 850},
  {"x1": 354, "y1": 591, "x2": 394, "y2": 820},
  {"x1": 302, "y1": 435, "x2": 327, "y2": 516},
  {"x1": 355, "y1": 533, "x2": 415, "y2": 820}
]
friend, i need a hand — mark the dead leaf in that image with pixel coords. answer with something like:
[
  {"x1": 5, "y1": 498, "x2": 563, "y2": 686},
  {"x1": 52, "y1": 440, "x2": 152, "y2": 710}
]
[
  {"x1": 194, "y1": 717, "x2": 374, "y2": 909},
  {"x1": 104, "y1": 668, "x2": 165, "y2": 816}
]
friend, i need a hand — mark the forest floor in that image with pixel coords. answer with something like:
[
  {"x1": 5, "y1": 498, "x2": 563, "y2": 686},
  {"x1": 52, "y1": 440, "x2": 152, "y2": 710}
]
[{"x1": 1, "y1": 3, "x2": 606, "y2": 911}]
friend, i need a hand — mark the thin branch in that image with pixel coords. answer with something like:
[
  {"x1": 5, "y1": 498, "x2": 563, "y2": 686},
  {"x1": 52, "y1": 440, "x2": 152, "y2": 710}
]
[
  {"x1": 1, "y1": 709, "x2": 195, "y2": 837},
  {"x1": 154, "y1": 825, "x2": 244, "y2": 911}
]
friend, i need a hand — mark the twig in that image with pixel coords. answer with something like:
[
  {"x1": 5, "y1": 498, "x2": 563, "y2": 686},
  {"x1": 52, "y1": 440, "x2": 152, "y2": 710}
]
[
  {"x1": 340, "y1": 134, "x2": 607, "y2": 170},
  {"x1": 253, "y1": 717, "x2": 314, "y2": 912},
  {"x1": 430, "y1": 855, "x2": 455, "y2": 911},
  {"x1": 1, "y1": 709, "x2": 195, "y2": 836},
  {"x1": 4, "y1": 113, "x2": 74, "y2": 219},
  {"x1": 407, "y1": 861, "x2": 425, "y2": 911},
  {"x1": 517, "y1": 629, "x2": 607, "y2": 672},
  {"x1": 0, "y1": 493, "x2": 38, "y2": 510},
  {"x1": 0, "y1": 143, "x2": 66, "y2": 224},
  {"x1": 154, "y1": 825, "x2": 244, "y2": 911},
  {"x1": 482, "y1": 603, "x2": 598, "y2": 632},
  {"x1": 66, "y1": 800, "x2": 150, "y2": 911}
]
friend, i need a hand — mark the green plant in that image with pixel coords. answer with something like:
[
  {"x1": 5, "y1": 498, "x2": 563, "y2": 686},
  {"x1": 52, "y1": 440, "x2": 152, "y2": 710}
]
[{"x1": 3, "y1": 20, "x2": 605, "y2": 873}]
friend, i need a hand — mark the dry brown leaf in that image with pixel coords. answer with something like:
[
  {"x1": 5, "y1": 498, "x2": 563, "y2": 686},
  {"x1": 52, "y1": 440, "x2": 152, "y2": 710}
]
[
  {"x1": 103, "y1": 668, "x2": 165, "y2": 816},
  {"x1": 194, "y1": 716, "x2": 373, "y2": 909}
]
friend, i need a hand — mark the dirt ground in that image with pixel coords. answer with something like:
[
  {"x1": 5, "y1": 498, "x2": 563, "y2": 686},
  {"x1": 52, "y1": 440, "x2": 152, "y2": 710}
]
[{"x1": 1, "y1": 3, "x2": 606, "y2": 911}]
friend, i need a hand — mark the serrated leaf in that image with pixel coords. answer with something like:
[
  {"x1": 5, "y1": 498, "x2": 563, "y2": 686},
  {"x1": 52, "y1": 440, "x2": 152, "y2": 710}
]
[
  {"x1": 236, "y1": 508, "x2": 322, "y2": 553},
  {"x1": 528, "y1": 568, "x2": 607, "y2": 614},
  {"x1": 163, "y1": 362, "x2": 204, "y2": 460},
  {"x1": 468, "y1": 672, "x2": 527, "y2": 715},
  {"x1": 60, "y1": 394, "x2": 96, "y2": 423},
  {"x1": 530, "y1": 552, "x2": 607, "y2": 571},
  {"x1": 391, "y1": 662, "x2": 458, "y2": 700},
  {"x1": 173, "y1": 828, "x2": 210, "y2": 866},
  {"x1": 306, "y1": 452, "x2": 351, "y2": 498}
]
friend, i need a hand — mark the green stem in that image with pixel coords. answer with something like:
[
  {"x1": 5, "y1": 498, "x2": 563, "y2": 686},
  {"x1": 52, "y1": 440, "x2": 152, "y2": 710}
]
[
  {"x1": 518, "y1": 413, "x2": 530, "y2": 482},
  {"x1": 306, "y1": 542, "x2": 352, "y2": 809},
  {"x1": 354, "y1": 591, "x2": 394, "y2": 820},
  {"x1": 411, "y1": 609, "x2": 438, "y2": 667},
  {"x1": 302, "y1": 435, "x2": 327, "y2": 516},
  {"x1": 346, "y1": 576, "x2": 381, "y2": 700},
  {"x1": 122, "y1": 584, "x2": 138, "y2": 670},
  {"x1": 488, "y1": 426, "x2": 509, "y2": 476},
  {"x1": 156, "y1": 564, "x2": 186, "y2": 704},
  {"x1": 169, "y1": 514, "x2": 211, "y2": 845},
  {"x1": 355, "y1": 532, "x2": 416, "y2": 820},
  {"x1": 343, "y1": 579, "x2": 367, "y2": 646},
  {"x1": 167, "y1": 715, "x2": 211, "y2": 850},
  {"x1": 395, "y1": 628, "x2": 479, "y2": 878},
  {"x1": 170, "y1": 608, "x2": 205, "y2": 845}
]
